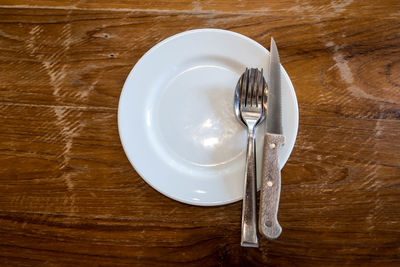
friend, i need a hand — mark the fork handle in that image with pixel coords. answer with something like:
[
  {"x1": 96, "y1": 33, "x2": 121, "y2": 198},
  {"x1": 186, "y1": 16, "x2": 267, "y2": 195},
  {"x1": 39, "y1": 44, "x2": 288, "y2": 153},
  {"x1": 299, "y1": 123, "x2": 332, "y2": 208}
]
[
  {"x1": 259, "y1": 133, "x2": 285, "y2": 240},
  {"x1": 241, "y1": 128, "x2": 258, "y2": 247}
]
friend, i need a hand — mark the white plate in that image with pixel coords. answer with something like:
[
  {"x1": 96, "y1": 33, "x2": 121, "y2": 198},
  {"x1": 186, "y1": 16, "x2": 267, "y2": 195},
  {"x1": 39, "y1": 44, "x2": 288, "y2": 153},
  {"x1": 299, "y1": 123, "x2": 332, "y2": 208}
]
[{"x1": 118, "y1": 29, "x2": 298, "y2": 206}]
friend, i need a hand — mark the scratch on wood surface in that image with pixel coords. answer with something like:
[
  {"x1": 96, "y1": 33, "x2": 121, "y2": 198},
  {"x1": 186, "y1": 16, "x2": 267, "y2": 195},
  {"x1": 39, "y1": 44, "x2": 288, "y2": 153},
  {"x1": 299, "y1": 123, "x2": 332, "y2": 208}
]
[
  {"x1": 53, "y1": 108, "x2": 86, "y2": 169},
  {"x1": 75, "y1": 74, "x2": 100, "y2": 99},
  {"x1": 0, "y1": 102, "x2": 115, "y2": 111},
  {"x1": 374, "y1": 107, "x2": 384, "y2": 138},
  {"x1": 27, "y1": 25, "x2": 43, "y2": 55},
  {"x1": 364, "y1": 175, "x2": 383, "y2": 230},
  {"x1": 0, "y1": 29, "x2": 23, "y2": 41},
  {"x1": 287, "y1": 0, "x2": 324, "y2": 17},
  {"x1": 361, "y1": 104, "x2": 384, "y2": 229},
  {"x1": 167, "y1": 207, "x2": 178, "y2": 216},
  {"x1": 288, "y1": 0, "x2": 353, "y2": 18},
  {"x1": 43, "y1": 62, "x2": 67, "y2": 96},
  {"x1": 192, "y1": 0, "x2": 202, "y2": 12},
  {"x1": 202, "y1": 13, "x2": 253, "y2": 28},
  {"x1": 330, "y1": 0, "x2": 353, "y2": 14},
  {"x1": 61, "y1": 172, "x2": 74, "y2": 192},
  {"x1": 23, "y1": 19, "x2": 96, "y2": 214},
  {"x1": 45, "y1": 22, "x2": 78, "y2": 170},
  {"x1": 60, "y1": 22, "x2": 72, "y2": 50},
  {"x1": 0, "y1": 4, "x2": 271, "y2": 16},
  {"x1": 325, "y1": 41, "x2": 384, "y2": 102}
]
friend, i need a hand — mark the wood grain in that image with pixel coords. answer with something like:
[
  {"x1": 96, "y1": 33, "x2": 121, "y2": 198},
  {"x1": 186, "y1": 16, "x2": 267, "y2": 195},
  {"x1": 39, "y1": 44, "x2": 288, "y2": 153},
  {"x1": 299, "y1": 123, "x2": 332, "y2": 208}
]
[{"x1": 0, "y1": 0, "x2": 399, "y2": 266}]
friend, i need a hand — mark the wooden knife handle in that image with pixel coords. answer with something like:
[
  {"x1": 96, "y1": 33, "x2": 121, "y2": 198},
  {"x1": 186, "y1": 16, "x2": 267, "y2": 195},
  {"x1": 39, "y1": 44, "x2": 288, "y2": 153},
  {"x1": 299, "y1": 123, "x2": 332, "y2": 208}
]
[{"x1": 259, "y1": 133, "x2": 285, "y2": 240}]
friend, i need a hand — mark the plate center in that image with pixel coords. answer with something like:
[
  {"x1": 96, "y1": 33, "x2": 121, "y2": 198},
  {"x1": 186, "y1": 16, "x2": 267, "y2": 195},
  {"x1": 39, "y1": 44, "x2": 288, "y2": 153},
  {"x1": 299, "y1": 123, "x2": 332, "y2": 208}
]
[{"x1": 154, "y1": 64, "x2": 246, "y2": 167}]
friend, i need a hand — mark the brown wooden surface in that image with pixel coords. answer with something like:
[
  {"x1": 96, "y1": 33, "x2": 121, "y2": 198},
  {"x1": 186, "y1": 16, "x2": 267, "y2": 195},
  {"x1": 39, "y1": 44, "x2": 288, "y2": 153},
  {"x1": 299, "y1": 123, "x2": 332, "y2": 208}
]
[{"x1": 0, "y1": 0, "x2": 399, "y2": 266}]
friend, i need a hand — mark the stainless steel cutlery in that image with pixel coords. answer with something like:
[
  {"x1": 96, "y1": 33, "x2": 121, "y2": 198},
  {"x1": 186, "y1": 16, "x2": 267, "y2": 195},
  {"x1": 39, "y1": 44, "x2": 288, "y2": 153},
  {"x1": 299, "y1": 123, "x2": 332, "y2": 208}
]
[
  {"x1": 235, "y1": 68, "x2": 266, "y2": 247},
  {"x1": 259, "y1": 37, "x2": 284, "y2": 240},
  {"x1": 235, "y1": 37, "x2": 283, "y2": 246}
]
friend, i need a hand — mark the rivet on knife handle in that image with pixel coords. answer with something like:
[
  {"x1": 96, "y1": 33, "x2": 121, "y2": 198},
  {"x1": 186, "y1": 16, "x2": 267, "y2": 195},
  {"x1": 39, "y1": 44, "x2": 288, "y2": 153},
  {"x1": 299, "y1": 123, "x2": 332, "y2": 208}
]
[{"x1": 259, "y1": 133, "x2": 284, "y2": 239}]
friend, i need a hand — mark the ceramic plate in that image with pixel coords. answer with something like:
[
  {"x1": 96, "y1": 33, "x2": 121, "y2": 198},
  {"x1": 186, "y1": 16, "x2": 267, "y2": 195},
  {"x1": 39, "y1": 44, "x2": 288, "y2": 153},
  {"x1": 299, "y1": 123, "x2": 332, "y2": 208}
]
[{"x1": 118, "y1": 29, "x2": 298, "y2": 206}]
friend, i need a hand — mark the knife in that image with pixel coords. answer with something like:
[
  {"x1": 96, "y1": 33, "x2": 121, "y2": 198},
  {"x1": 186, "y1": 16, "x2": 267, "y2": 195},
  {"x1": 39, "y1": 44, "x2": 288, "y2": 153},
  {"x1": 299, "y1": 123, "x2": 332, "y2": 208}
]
[{"x1": 259, "y1": 37, "x2": 284, "y2": 240}]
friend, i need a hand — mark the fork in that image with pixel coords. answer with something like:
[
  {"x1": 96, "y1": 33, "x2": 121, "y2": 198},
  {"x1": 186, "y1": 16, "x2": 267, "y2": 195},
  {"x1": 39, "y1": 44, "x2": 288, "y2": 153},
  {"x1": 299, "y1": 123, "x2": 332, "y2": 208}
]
[{"x1": 238, "y1": 68, "x2": 265, "y2": 247}]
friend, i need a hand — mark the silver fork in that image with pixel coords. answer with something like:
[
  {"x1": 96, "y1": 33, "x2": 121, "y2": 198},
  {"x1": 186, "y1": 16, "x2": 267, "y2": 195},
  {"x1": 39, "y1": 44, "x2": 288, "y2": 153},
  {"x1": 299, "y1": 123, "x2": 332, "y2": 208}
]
[{"x1": 237, "y1": 68, "x2": 265, "y2": 247}]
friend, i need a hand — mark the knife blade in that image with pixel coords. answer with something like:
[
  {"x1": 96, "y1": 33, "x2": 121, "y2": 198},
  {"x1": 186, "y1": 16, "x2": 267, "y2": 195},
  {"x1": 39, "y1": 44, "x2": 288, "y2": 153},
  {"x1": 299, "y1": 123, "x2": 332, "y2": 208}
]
[
  {"x1": 266, "y1": 37, "x2": 282, "y2": 135},
  {"x1": 259, "y1": 37, "x2": 285, "y2": 240}
]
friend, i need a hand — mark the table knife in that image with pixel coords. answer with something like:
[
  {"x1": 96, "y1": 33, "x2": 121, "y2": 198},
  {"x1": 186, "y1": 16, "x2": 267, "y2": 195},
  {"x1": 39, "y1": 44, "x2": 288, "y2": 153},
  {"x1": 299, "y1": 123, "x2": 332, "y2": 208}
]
[{"x1": 259, "y1": 37, "x2": 284, "y2": 240}]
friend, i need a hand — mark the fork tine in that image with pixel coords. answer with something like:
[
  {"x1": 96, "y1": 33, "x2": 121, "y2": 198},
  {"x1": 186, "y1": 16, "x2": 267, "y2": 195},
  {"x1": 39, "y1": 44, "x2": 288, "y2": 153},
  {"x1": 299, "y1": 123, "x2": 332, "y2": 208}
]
[
  {"x1": 241, "y1": 68, "x2": 249, "y2": 107},
  {"x1": 254, "y1": 69, "x2": 260, "y2": 107},
  {"x1": 238, "y1": 68, "x2": 244, "y2": 107},
  {"x1": 249, "y1": 69, "x2": 253, "y2": 107},
  {"x1": 252, "y1": 69, "x2": 255, "y2": 107},
  {"x1": 252, "y1": 68, "x2": 258, "y2": 107},
  {"x1": 257, "y1": 68, "x2": 263, "y2": 107},
  {"x1": 248, "y1": 68, "x2": 255, "y2": 107},
  {"x1": 247, "y1": 68, "x2": 251, "y2": 107},
  {"x1": 239, "y1": 68, "x2": 246, "y2": 108}
]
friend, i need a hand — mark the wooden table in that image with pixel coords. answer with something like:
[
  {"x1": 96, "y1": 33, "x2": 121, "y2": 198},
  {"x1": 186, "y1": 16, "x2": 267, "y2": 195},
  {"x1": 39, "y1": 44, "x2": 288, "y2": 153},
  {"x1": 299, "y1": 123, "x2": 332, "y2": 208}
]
[{"x1": 1, "y1": 0, "x2": 399, "y2": 265}]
